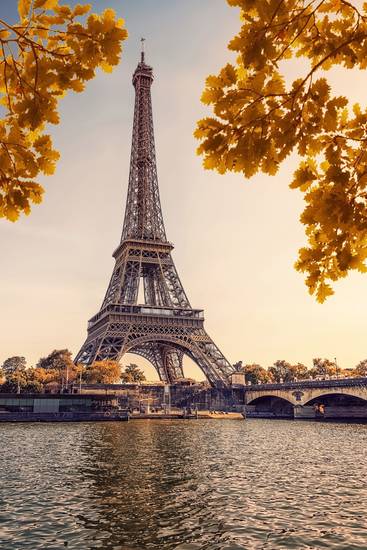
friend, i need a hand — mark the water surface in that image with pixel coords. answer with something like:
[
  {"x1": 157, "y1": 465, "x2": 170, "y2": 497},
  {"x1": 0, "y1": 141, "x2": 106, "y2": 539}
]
[{"x1": 0, "y1": 419, "x2": 366, "y2": 549}]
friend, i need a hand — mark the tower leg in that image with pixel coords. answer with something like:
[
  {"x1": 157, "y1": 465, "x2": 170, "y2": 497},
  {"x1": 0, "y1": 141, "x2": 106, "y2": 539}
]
[
  {"x1": 75, "y1": 322, "x2": 233, "y2": 387},
  {"x1": 133, "y1": 344, "x2": 184, "y2": 383},
  {"x1": 161, "y1": 347, "x2": 184, "y2": 382}
]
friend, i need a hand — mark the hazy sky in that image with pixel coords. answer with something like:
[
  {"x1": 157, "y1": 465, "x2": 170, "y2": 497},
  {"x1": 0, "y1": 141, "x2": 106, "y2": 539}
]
[{"x1": 1, "y1": 0, "x2": 367, "y2": 380}]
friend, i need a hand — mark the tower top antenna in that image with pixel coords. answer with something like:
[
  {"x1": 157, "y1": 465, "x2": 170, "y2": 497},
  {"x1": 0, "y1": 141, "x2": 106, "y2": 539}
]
[{"x1": 141, "y1": 37, "x2": 146, "y2": 62}]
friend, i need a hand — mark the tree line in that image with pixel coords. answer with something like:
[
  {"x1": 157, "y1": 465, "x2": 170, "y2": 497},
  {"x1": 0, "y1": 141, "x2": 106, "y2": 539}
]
[
  {"x1": 235, "y1": 358, "x2": 367, "y2": 385},
  {"x1": 1, "y1": 351, "x2": 366, "y2": 393},
  {"x1": 0, "y1": 349, "x2": 146, "y2": 394}
]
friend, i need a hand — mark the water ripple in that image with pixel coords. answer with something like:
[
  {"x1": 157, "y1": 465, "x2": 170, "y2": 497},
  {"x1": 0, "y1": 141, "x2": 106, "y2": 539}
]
[{"x1": 0, "y1": 420, "x2": 366, "y2": 549}]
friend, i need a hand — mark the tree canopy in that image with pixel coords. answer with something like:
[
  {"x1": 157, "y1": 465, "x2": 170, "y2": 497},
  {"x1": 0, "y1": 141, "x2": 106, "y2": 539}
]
[
  {"x1": 355, "y1": 358, "x2": 367, "y2": 377},
  {"x1": 233, "y1": 357, "x2": 360, "y2": 384},
  {"x1": 36, "y1": 348, "x2": 73, "y2": 371},
  {"x1": 0, "y1": 1, "x2": 127, "y2": 221},
  {"x1": 1, "y1": 355, "x2": 26, "y2": 375},
  {"x1": 121, "y1": 363, "x2": 146, "y2": 383},
  {"x1": 310, "y1": 357, "x2": 337, "y2": 378},
  {"x1": 268, "y1": 360, "x2": 309, "y2": 383},
  {"x1": 0, "y1": 351, "x2": 365, "y2": 393},
  {"x1": 84, "y1": 360, "x2": 121, "y2": 384},
  {"x1": 195, "y1": 0, "x2": 367, "y2": 302},
  {"x1": 240, "y1": 363, "x2": 273, "y2": 384}
]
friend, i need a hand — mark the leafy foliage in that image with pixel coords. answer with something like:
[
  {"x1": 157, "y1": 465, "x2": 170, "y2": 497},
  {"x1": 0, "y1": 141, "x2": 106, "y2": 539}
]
[
  {"x1": 36, "y1": 348, "x2": 73, "y2": 371},
  {"x1": 309, "y1": 357, "x2": 338, "y2": 378},
  {"x1": 241, "y1": 363, "x2": 273, "y2": 384},
  {"x1": 0, "y1": 365, "x2": 56, "y2": 393},
  {"x1": 35, "y1": 348, "x2": 79, "y2": 388},
  {"x1": 1, "y1": 355, "x2": 26, "y2": 376},
  {"x1": 355, "y1": 358, "x2": 367, "y2": 376},
  {"x1": 0, "y1": 368, "x2": 28, "y2": 393},
  {"x1": 84, "y1": 360, "x2": 121, "y2": 384},
  {"x1": 120, "y1": 363, "x2": 146, "y2": 383},
  {"x1": 268, "y1": 360, "x2": 292, "y2": 383},
  {"x1": 0, "y1": 1, "x2": 127, "y2": 221},
  {"x1": 268, "y1": 359, "x2": 309, "y2": 382},
  {"x1": 195, "y1": 0, "x2": 367, "y2": 301}
]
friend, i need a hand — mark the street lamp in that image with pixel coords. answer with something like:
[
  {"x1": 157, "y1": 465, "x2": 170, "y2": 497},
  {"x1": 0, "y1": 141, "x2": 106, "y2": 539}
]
[{"x1": 79, "y1": 368, "x2": 82, "y2": 394}]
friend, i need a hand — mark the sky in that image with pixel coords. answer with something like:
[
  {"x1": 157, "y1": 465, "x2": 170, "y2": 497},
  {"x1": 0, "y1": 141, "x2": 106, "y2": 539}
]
[{"x1": 1, "y1": 0, "x2": 367, "y2": 381}]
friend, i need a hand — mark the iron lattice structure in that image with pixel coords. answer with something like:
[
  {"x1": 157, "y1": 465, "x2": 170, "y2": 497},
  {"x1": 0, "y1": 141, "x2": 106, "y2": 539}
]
[{"x1": 75, "y1": 50, "x2": 234, "y2": 387}]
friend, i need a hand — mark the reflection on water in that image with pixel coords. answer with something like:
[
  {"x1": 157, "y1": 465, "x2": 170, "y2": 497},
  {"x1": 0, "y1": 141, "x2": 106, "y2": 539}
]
[{"x1": 0, "y1": 420, "x2": 366, "y2": 549}]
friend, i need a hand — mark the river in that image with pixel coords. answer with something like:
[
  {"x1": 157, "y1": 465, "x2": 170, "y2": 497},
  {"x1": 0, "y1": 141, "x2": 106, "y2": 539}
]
[{"x1": 0, "y1": 419, "x2": 366, "y2": 549}]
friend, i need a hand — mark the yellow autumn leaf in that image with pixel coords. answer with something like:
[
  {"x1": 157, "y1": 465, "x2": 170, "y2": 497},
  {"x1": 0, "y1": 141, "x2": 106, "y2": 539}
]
[
  {"x1": 73, "y1": 3, "x2": 91, "y2": 16},
  {"x1": 101, "y1": 62, "x2": 113, "y2": 74},
  {"x1": 316, "y1": 283, "x2": 334, "y2": 303},
  {"x1": 196, "y1": 0, "x2": 367, "y2": 301},
  {"x1": 18, "y1": 0, "x2": 31, "y2": 19},
  {"x1": 34, "y1": 0, "x2": 59, "y2": 9},
  {"x1": 1, "y1": 1, "x2": 127, "y2": 222}
]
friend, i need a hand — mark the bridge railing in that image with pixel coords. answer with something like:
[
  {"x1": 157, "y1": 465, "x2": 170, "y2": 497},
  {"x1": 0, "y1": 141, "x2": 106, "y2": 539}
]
[{"x1": 243, "y1": 377, "x2": 367, "y2": 392}]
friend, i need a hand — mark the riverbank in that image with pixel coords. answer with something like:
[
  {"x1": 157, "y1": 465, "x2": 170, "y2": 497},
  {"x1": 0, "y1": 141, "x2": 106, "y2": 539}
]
[
  {"x1": 0, "y1": 410, "x2": 129, "y2": 422},
  {"x1": 130, "y1": 411, "x2": 244, "y2": 420}
]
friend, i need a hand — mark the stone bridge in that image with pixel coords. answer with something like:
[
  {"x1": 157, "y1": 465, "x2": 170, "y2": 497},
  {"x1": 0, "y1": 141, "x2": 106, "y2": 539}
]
[{"x1": 244, "y1": 377, "x2": 367, "y2": 420}]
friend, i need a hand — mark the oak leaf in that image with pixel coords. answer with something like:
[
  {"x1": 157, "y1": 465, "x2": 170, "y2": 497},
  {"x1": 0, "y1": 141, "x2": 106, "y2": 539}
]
[
  {"x1": 196, "y1": 0, "x2": 367, "y2": 301},
  {"x1": 0, "y1": 1, "x2": 128, "y2": 222}
]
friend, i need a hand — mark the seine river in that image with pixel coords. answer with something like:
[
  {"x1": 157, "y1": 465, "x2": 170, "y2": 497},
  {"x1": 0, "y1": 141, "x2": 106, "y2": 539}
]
[{"x1": 0, "y1": 420, "x2": 366, "y2": 549}]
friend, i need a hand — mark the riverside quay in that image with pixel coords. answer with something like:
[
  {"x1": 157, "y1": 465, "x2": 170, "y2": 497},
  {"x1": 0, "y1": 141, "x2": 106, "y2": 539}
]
[
  {"x1": 79, "y1": 376, "x2": 367, "y2": 421},
  {"x1": 0, "y1": 376, "x2": 367, "y2": 422},
  {"x1": 0, "y1": 394, "x2": 128, "y2": 422}
]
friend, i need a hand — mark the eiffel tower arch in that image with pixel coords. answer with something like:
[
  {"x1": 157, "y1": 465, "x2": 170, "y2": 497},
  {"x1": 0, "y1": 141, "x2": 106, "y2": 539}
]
[{"x1": 75, "y1": 47, "x2": 234, "y2": 387}]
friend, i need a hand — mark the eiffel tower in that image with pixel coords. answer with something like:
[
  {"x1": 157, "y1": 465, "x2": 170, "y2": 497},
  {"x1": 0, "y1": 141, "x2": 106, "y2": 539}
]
[{"x1": 75, "y1": 45, "x2": 234, "y2": 387}]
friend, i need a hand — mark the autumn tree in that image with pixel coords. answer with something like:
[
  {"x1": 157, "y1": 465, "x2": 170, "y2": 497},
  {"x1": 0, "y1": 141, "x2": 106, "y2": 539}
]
[
  {"x1": 21, "y1": 368, "x2": 45, "y2": 393},
  {"x1": 0, "y1": 354, "x2": 75, "y2": 393},
  {"x1": 29, "y1": 366, "x2": 60, "y2": 390},
  {"x1": 0, "y1": 366, "x2": 52, "y2": 393},
  {"x1": 268, "y1": 360, "x2": 293, "y2": 383},
  {"x1": 0, "y1": 367, "x2": 28, "y2": 393},
  {"x1": 196, "y1": 0, "x2": 367, "y2": 302},
  {"x1": 0, "y1": 1, "x2": 127, "y2": 221},
  {"x1": 0, "y1": 355, "x2": 28, "y2": 393},
  {"x1": 241, "y1": 363, "x2": 273, "y2": 384},
  {"x1": 36, "y1": 348, "x2": 77, "y2": 387},
  {"x1": 37, "y1": 348, "x2": 72, "y2": 370},
  {"x1": 1, "y1": 355, "x2": 26, "y2": 377},
  {"x1": 354, "y1": 359, "x2": 367, "y2": 377},
  {"x1": 84, "y1": 360, "x2": 121, "y2": 384},
  {"x1": 289, "y1": 362, "x2": 309, "y2": 381},
  {"x1": 120, "y1": 363, "x2": 146, "y2": 383},
  {"x1": 268, "y1": 359, "x2": 310, "y2": 382},
  {"x1": 0, "y1": 357, "x2": 43, "y2": 393},
  {"x1": 310, "y1": 357, "x2": 337, "y2": 378}
]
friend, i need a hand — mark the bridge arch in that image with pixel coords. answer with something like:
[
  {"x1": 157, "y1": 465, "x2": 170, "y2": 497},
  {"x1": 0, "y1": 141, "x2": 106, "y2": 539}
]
[
  {"x1": 246, "y1": 393, "x2": 294, "y2": 406},
  {"x1": 246, "y1": 394, "x2": 295, "y2": 418},
  {"x1": 303, "y1": 392, "x2": 367, "y2": 407},
  {"x1": 301, "y1": 386, "x2": 367, "y2": 406},
  {"x1": 246, "y1": 388, "x2": 299, "y2": 406}
]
